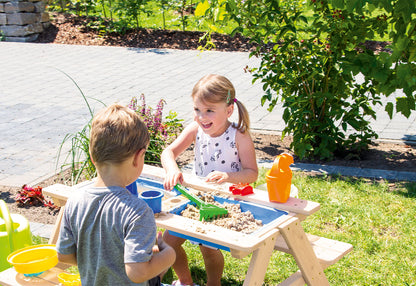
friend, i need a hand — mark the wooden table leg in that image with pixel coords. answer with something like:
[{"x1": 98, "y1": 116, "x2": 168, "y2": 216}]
[
  {"x1": 278, "y1": 217, "x2": 329, "y2": 286},
  {"x1": 48, "y1": 205, "x2": 65, "y2": 245},
  {"x1": 243, "y1": 229, "x2": 279, "y2": 286}
]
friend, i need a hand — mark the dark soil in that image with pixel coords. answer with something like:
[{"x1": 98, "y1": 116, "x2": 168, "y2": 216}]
[
  {"x1": 1, "y1": 12, "x2": 414, "y2": 226},
  {"x1": 35, "y1": 13, "x2": 257, "y2": 52}
]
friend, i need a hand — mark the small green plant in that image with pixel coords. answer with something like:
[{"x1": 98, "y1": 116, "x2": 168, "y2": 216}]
[
  {"x1": 157, "y1": 0, "x2": 171, "y2": 29},
  {"x1": 59, "y1": 117, "x2": 96, "y2": 185},
  {"x1": 32, "y1": 235, "x2": 49, "y2": 245},
  {"x1": 114, "y1": 0, "x2": 152, "y2": 28},
  {"x1": 128, "y1": 94, "x2": 183, "y2": 164},
  {"x1": 56, "y1": 69, "x2": 102, "y2": 185},
  {"x1": 169, "y1": 0, "x2": 194, "y2": 31}
]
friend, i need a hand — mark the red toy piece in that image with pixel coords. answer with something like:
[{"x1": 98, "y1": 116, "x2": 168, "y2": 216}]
[{"x1": 229, "y1": 183, "x2": 254, "y2": 196}]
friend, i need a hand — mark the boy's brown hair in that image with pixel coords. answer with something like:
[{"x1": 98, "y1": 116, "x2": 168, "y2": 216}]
[{"x1": 89, "y1": 104, "x2": 149, "y2": 165}]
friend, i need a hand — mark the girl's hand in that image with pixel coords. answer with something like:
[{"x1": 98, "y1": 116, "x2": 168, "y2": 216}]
[
  {"x1": 205, "y1": 171, "x2": 229, "y2": 184},
  {"x1": 164, "y1": 170, "x2": 183, "y2": 191}
]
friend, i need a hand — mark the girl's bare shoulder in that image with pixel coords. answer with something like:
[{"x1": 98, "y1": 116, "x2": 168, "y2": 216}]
[{"x1": 235, "y1": 127, "x2": 254, "y2": 144}]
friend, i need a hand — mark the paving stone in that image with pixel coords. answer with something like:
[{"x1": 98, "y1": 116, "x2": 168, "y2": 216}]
[
  {"x1": 0, "y1": 13, "x2": 6, "y2": 24},
  {"x1": 30, "y1": 222, "x2": 54, "y2": 239}
]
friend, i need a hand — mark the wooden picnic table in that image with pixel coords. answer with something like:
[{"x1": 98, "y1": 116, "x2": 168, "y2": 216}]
[{"x1": 3, "y1": 164, "x2": 351, "y2": 286}]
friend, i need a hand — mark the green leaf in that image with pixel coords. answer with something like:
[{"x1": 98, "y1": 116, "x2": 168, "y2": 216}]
[
  {"x1": 342, "y1": 122, "x2": 347, "y2": 131},
  {"x1": 298, "y1": 15, "x2": 308, "y2": 24},
  {"x1": 195, "y1": 0, "x2": 210, "y2": 17},
  {"x1": 395, "y1": 0, "x2": 415, "y2": 22},
  {"x1": 396, "y1": 97, "x2": 412, "y2": 118},
  {"x1": 396, "y1": 63, "x2": 412, "y2": 81},
  {"x1": 331, "y1": 0, "x2": 345, "y2": 9},
  {"x1": 226, "y1": 0, "x2": 238, "y2": 13},
  {"x1": 396, "y1": 36, "x2": 410, "y2": 52},
  {"x1": 409, "y1": 46, "x2": 416, "y2": 62}
]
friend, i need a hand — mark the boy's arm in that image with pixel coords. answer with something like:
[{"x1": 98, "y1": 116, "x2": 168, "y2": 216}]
[
  {"x1": 125, "y1": 233, "x2": 176, "y2": 283},
  {"x1": 161, "y1": 122, "x2": 198, "y2": 190},
  {"x1": 57, "y1": 252, "x2": 77, "y2": 266},
  {"x1": 56, "y1": 202, "x2": 78, "y2": 266}
]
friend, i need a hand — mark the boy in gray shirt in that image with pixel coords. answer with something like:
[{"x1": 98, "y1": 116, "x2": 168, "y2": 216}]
[{"x1": 57, "y1": 104, "x2": 175, "y2": 285}]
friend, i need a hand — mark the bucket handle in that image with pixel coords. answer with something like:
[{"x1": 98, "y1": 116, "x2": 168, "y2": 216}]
[{"x1": 0, "y1": 199, "x2": 14, "y2": 252}]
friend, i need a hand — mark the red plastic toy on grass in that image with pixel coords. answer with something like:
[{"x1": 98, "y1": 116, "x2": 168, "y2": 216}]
[{"x1": 229, "y1": 183, "x2": 253, "y2": 196}]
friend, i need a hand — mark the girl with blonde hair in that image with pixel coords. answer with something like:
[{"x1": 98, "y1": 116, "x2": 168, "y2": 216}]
[{"x1": 161, "y1": 74, "x2": 258, "y2": 286}]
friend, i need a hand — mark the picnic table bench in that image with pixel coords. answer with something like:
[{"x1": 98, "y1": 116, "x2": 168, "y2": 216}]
[{"x1": 15, "y1": 164, "x2": 351, "y2": 286}]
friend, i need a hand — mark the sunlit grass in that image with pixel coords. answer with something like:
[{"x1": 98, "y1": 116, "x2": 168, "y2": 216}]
[{"x1": 32, "y1": 235, "x2": 48, "y2": 245}]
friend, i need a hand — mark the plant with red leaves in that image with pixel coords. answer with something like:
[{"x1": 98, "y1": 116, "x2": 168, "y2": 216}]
[{"x1": 16, "y1": 185, "x2": 59, "y2": 210}]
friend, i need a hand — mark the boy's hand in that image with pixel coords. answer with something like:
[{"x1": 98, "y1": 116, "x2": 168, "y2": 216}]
[
  {"x1": 205, "y1": 171, "x2": 229, "y2": 184},
  {"x1": 154, "y1": 231, "x2": 172, "y2": 253},
  {"x1": 152, "y1": 231, "x2": 164, "y2": 253}
]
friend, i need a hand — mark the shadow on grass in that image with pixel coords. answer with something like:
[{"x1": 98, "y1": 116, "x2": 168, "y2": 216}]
[
  {"x1": 219, "y1": 277, "x2": 244, "y2": 286},
  {"x1": 193, "y1": 264, "x2": 246, "y2": 286},
  {"x1": 162, "y1": 265, "x2": 244, "y2": 286},
  {"x1": 190, "y1": 265, "x2": 207, "y2": 286},
  {"x1": 161, "y1": 268, "x2": 175, "y2": 284},
  {"x1": 394, "y1": 181, "x2": 416, "y2": 198},
  {"x1": 303, "y1": 173, "x2": 416, "y2": 199}
]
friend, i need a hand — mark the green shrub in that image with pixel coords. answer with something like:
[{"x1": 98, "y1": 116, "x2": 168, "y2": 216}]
[{"x1": 197, "y1": 0, "x2": 416, "y2": 160}]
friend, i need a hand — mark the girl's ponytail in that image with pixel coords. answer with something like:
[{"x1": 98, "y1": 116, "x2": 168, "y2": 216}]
[{"x1": 234, "y1": 99, "x2": 250, "y2": 133}]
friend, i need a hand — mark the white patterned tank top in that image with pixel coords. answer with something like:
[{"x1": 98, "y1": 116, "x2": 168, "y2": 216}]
[{"x1": 193, "y1": 123, "x2": 242, "y2": 177}]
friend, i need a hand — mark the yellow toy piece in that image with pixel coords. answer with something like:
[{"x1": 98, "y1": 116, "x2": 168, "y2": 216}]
[{"x1": 58, "y1": 272, "x2": 81, "y2": 286}]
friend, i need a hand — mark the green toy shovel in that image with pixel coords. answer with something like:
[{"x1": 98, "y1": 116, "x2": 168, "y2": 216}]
[{"x1": 175, "y1": 184, "x2": 228, "y2": 221}]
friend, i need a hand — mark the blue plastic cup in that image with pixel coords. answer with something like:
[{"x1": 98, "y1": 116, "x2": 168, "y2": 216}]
[
  {"x1": 126, "y1": 181, "x2": 138, "y2": 196},
  {"x1": 139, "y1": 190, "x2": 164, "y2": 213}
]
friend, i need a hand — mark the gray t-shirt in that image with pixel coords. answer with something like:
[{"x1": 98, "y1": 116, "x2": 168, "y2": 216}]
[{"x1": 57, "y1": 185, "x2": 156, "y2": 286}]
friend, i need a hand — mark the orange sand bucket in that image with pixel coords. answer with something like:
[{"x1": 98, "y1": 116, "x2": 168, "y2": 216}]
[{"x1": 266, "y1": 153, "x2": 294, "y2": 203}]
